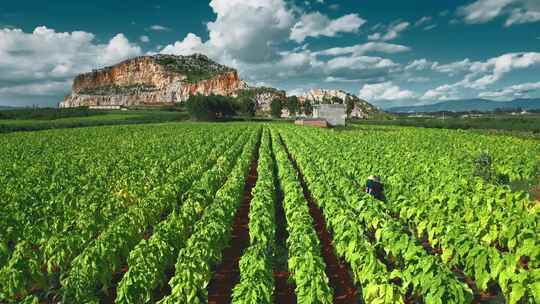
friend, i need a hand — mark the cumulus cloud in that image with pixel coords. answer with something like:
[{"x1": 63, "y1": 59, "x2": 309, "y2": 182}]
[
  {"x1": 407, "y1": 52, "x2": 540, "y2": 89},
  {"x1": 478, "y1": 81, "x2": 540, "y2": 99},
  {"x1": 162, "y1": 0, "x2": 368, "y2": 63},
  {"x1": 0, "y1": 26, "x2": 141, "y2": 104},
  {"x1": 405, "y1": 59, "x2": 432, "y2": 71},
  {"x1": 368, "y1": 21, "x2": 409, "y2": 41},
  {"x1": 432, "y1": 58, "x2": 473, "y2": 75},
  {"x1": 315, "y1": 42, "x2": 410, "y2": 56},
  {"x1": 99, "y1": 34, "x2": 142, "y2": 66},
  {"x1": 458, "y1": 0, "x2": 540, "y2": 26},
  {"x1": 140, "y1": 35, "x2": 150, "y2": 43},
  {"x1": 464, "y1": 52, "x2": 540, "y2": 88},
  {"x1": 158, "y1": 0, "x2": 403, "y2": 88},
  {"x1": 160, "y1": 33, "x2": 205, "y2": 56},
  {"x1": 418, "y1": 52, "x2": 540, "y2": 102},
  {"x1": 327, "y1": 56, "x2": 398, "y2": 71},
  {"x1": 421, "y1": 84, "x2": 461, "y2": 101},
  {"x1": 359, "y1": 81, "x2": 417, "y2": 101},
  {"x1": 290, "y1": 12, "x2": 366, "y2": 42},
  {"x1": 203, "y1": 0, "x2": 295, "y2": 63}
]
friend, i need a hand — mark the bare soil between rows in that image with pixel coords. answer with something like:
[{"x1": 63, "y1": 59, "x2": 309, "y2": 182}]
[
  {"x1": 206, "y1": 138, "x2": 261, "y2": 304},
  {"x1": 270, "y1": 132, "x2": 297, "y2": 304},
  {"x1": 279, "y1": 134, "x2": 360, "y2": 304}
]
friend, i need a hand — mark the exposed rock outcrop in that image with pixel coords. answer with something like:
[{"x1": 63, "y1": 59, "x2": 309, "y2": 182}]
[
  {"x1": 60, "y1": 54, "x2": 382, "y2": 119},
  {"x1": 299, "y1": 89, "x2": 380, "y2": 118},
  {"x1": 60, "y1": 54, "x2": 248, "y2": 108}
]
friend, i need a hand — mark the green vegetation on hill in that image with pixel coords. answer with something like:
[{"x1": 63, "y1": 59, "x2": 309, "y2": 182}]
[
  {"x1": 78, "y1": 84, "x2": 157, "y2": 95},
  {"x1": 236, "y1": 86, "x2": 285, "y2": 98},
  {"x1": 154, "y1": 54, "x2": 234, "y2": 83}
]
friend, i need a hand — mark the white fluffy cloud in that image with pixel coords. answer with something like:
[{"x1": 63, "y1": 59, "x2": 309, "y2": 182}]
[
  {"x1": 464, "y1": 52, "x2": 540, "y2": 88},
  {"x1": 359, "y1": 81, "x2": 417, "y2": 101},
  {"x1": 327, "y1": 56, "x2": 398, "y2": 71},
  {"x1": 368, "y1": 21, "x2": 410, "y2": 41},
  {"x1": 405, "y1": 59, "x2": 432, "y2": 71},
  {"x1": 418, "y1": 52, "x2": 540, "y2": 101},
  {"x1": 158, "y1": 0, "x2": 401, "y2": 89},
  {"x1": 478, "y1": 81, "x2": 540, "y2": 99},
  {"x1": 290, "y1": 12, "x2": 366, "y2": 42},
  {"x1": 315, "y1": 42, "x2": 410, "y2": 56},
  {"x1": 99, "y1": 34, "x2": 142, "y2": 66},
  {"x1": 140, "y1": 35, "x2": 150, "y2": 43},
  {"x1": 408, "y1": 52, "x2": 540, "y2": 89},
  {"x1": 160, "y1": 33, "x2": 205, "y2": 56},
  {"x1": 458, "y1": 0, "x2": 540, "y2": 26},
  {"x1": 204, "y1": 0, "x2": 295, "y2": 63},
  {"x1": 162, "y1": 0, "x2": 368, "y2": 63},
  {"x1": 0, "y1": 26, "x2": 141, "y2": 103},
  {"x1": 432, "y1": 59, "x2": 473, "y2": 75},
  {"x1": 421, "y1": 84, "x2": 460, "y2": 101}
]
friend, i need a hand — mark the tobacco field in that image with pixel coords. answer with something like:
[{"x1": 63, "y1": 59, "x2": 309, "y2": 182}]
[{"x1": 0, "y1": 122, "x2": 539, "y2": 304}]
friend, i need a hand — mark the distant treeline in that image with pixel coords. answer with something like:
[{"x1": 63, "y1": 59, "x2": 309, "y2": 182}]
[
  {"x1": 184, "y1": 94, "x2": 311, "y2": 121},
  {"x1": 356, "y1": 114, "x2": 540, "y2": 134},
  {"x1": 0, "y1": 107, "x2": 108, "y2": 120},
  {"x1": 0, "y1": 110, "x2": 189, "y2": 133}
]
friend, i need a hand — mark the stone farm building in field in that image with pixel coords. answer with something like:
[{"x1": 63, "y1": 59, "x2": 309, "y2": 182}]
[{"x1": 313, "y1": 104, "x2": 346, "y2": 126}]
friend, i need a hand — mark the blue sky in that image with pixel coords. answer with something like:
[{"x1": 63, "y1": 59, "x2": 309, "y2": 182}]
[{"x1": 1, "y1": 0, "x2": 539, "y2": 108}]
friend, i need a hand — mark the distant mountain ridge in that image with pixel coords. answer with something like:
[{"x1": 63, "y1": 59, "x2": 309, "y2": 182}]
[
  {"x1": 0, "y1": 106, "x2": 18, "y2": 110},
  {"x1": 388, "y1": 98, "x2": 540, "y2": 113}
]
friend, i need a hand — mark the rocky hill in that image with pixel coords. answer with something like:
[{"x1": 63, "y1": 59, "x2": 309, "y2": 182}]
[
  {"x1": 299, "y1": 89, "x2": 380, "y2": 118},
  {"x1": 60, "y1": 54, "x2": 248, "y2": 108},
  {"x1": 60, "y1": 54, "x2": 382, "y2": 118}
]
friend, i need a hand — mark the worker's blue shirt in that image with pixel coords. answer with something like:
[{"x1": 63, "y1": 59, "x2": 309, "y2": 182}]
[{"x1": 365, "y1": 180, "x2": 385, "y2": 200}]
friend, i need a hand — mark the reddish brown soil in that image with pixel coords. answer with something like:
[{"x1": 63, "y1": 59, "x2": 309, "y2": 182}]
[
  {"x1": 272, "y1": 191, "x2": 296, "y2": 304},
  {"x1": 274, "y1": 271, "x2": 297, "y2": 304},
  {"x1": 534, "y1": 184, "x2": 540, "y2": 203},
  {"x1": 270, "y1": 134, "x2": 297, "y2": 304},
  {"x1": 206, "y1": 141, "x2": 260, "y2": 304},
  {"x1": 280, "y1": 136, "x2": 360, "y2": 304}
]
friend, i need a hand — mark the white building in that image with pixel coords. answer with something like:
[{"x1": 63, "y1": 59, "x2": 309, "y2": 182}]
[
  {"x1": 88, "y1": 105, "x2": 122, "y2": 110},
  {"x1": 313, "y1": 104, "x2": 346, "y2": 126}
]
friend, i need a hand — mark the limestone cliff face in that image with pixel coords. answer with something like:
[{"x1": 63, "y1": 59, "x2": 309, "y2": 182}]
[
  {"x1": 299, "y1": 89, "x2": 380, "y2": 118},
  {"x1": 60, "y1": 54, "x2": 248, "y2": 108}
]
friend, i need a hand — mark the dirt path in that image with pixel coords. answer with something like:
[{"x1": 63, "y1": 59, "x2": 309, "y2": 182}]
[
  {"x1": 206, "y1": 140, "x2": 260, "y2": 304},
  {"x1": 279, "y1": 135, "x2": 360, "y2": 304}
]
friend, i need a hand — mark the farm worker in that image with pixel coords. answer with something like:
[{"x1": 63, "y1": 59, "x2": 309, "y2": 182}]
[{"x1": 365, "y1": 175, "x2": 386, "y2": 202}]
